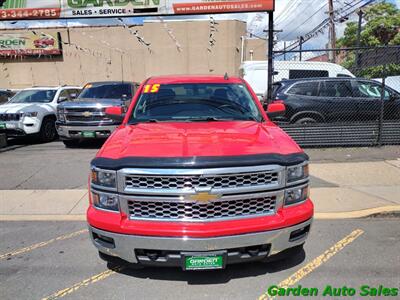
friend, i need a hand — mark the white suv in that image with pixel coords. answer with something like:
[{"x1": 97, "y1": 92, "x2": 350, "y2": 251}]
[{"x1": 0, "y1": 86, "x2": 81, "y2": 142}]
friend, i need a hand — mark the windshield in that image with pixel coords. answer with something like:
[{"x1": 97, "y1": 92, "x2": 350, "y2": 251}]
[
  {"x1": 79, "y1": 83, "x2": 132, "y2": 100},
  {"x1": 130, "y1": 83, "x2": 263, "y2": 123},
  {"x1": 9, "y1": 90, "x2": 56, "y2": 104}
]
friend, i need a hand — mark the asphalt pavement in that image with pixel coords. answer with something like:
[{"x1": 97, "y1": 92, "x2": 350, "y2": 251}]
[
  {"x1": 1, "y1": 218, "x2": 399, "y2": 300},
  {"x1": 1, "y1": 140, "x2": 400, "y2": 190},
  {"x1": 1, "y1": 140, "x2": 400, "y2": 299}
]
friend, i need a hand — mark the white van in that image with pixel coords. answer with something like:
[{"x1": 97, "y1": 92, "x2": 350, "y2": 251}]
[
  {"x1": 239, "y1": 60, "x2": 355, "y2": 97},
  {"x1": 373, "y1": 76, "x2": 400, "y2": 93}
]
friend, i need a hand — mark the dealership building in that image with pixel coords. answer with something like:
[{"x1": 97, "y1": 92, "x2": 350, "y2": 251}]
[{"x1": 0, "y1": 19, "x2": 267, "y2": 89}]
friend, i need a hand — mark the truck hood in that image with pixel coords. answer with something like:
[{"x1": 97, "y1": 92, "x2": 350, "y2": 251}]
[
  {"x1": 60, "y1": 98, "x2": 122, "y2": 108},
  {"x1": 97, "y1": 121, "x2": 303, "y2": 160},
  {"x1": 0, "y1": 103, "x2": 53, "y2": 114}
]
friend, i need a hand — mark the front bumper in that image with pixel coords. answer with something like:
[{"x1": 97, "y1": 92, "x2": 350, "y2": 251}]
[
  {"x1": 56, "y1": 123, "x2": 117, "y2": 139},
  {"x1": 0, "y1": 119, "x2": 41, "y2": 136},
  {"x1": 89, "y1": 218, "x2": 312, "y2": 265}
]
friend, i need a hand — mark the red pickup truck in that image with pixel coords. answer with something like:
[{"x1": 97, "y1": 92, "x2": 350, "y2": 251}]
[{"x1": 87, "y1": 75, "x2": 313, "y2": 270}]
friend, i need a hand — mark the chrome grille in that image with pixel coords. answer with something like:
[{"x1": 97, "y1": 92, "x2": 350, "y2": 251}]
[
  {"x1": 65, "y1": 107, "x2": 103, "y2": 113},
  {"x1": 0, "y1": 113, "x2": 21, "y2": 121},
  {"x1": 66, "y1": 115, "x2": 108, "y2": 122},
  {"x1": 127, "y1": 195, "x2": 277, "y2": 221},
  {"x1": 64, "y1": 107, "x2": 111, "y2": 123},
  {"x1": 124, "y1": 172, "x2": 279, "y2": 191}
]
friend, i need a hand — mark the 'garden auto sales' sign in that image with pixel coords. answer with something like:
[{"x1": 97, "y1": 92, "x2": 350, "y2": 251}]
[
  {"x1": 0, "y1": 32, "x2": 61, "y2": 56},
  {"x1": 0, "y1": 0, "x2": 274, "y2": 20}
]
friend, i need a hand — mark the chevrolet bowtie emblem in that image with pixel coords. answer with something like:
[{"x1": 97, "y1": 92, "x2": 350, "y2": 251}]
[
  {"x1": 190, "y1": 192, "x2": 221, "y2": 204},
  {"x1": 83, "y1": 111, "x2": 92, "y2": 117}
]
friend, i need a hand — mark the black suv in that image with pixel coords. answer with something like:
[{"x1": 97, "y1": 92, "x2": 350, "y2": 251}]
[{"x1": 267, "y1": 78, "x2": 400, "y2": 124}]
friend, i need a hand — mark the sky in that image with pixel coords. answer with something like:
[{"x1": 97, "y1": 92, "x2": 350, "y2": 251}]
[{"x1": 0, "y1": 0, "x2": 399, "y2": 49}]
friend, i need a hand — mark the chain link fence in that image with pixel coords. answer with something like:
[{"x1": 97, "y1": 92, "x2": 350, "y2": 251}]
[{"x1": 267, "y1": 45, "x2": 400, "y2": 147}]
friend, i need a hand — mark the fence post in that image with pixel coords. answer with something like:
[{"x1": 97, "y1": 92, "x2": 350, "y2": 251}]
[
  {"x1": 377, "y1": 63, "x2": 386, "y2": 147},
  {"x1": 266, "y1": 11, "x2": 274, "y2": 104}
]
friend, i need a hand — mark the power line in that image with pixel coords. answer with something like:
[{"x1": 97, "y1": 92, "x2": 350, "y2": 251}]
[
  {"x1": 274, "y1": 0, "x2": 378, "y2": 58},
  {"x1": 280, "y1": 2, "x2": 327, "y2": 40},
  {"x1": 275, "y1": 0, "x2": 302, "y2": 25}
]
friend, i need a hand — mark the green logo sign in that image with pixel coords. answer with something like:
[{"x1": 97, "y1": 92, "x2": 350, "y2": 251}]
[{"x1": 1, "y1": 0, "x2": 28, "y2": 9}]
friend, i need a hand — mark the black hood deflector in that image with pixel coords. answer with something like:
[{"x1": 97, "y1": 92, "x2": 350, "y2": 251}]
[{"x1": 91, "y1": 152, "x2": 309, "y2": 170}]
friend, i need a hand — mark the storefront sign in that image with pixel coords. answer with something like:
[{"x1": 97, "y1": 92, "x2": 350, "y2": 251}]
[
  {"x1": 0, "y1": 0, "x2": 274, "y2": 20},
  {"x1": 0, "y1": 32, "x2": 61, "y2": 56}
]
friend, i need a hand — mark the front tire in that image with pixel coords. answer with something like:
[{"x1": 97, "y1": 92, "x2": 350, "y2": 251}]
[
  {"x1": 264, "y1": 244, "x2": 305, "y2": 263},
  {"x1": 98, "y1": 251, "x2": 143, "y2": 269},
  {"x1": 62, "y1": 140, "x2": 79, "y2": 148},
  {"x1": 39, "y1": 118, "x2": 57, "y2": 143}
]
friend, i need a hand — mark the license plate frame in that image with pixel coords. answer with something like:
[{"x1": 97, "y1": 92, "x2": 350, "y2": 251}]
[
  {"x1": 82, "y1": 131, "x2": 96, "y2": 138},
  {"x1": 182, "y1": 251, "x2": 226, "y2": 271}
]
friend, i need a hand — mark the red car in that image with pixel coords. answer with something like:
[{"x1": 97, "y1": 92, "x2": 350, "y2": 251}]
[
  {"x1": 34, "y1": 37, "x2": 55, "y2": 48},
  {"x1": 87, "y1": 75, "x2": 313, "y2": 270}
]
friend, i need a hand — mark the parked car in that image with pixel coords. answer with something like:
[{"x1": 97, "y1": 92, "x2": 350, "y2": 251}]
[
  {"x1": 87, "y1": 75, "x2": 313, "y2": 269},
  {"x1": 266, "y1": 78, "x2": 400, "y2": 124},
  {"x1": 0, "y1": 86, "x2": 81, "y2": 142},
  {"x1": 56, "y1": 81, "x2": 139, "y2": 147},
  {"x1": 240, "y1": 61, "x2": 355, "y2": 99},
  {"x1": 34, "y1": 37, "x2": 55, "y2": 48},
  {"x1": 0, "y1": 89, "x2": 15, "y2": 105}
]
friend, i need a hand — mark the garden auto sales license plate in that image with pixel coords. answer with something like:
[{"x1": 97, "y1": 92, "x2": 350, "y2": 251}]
[
  {"x1": 184, "y1": 252, "x2": 225, "y2": 270},
  {"x1": 82, "y1": 131, "x2": 95, "y2": 138},
  {"x1": 0, "y1": 123, "x2": 6, "y2": 130}
]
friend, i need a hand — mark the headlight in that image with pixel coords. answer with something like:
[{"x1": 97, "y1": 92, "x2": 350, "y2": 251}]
[
  {"x1": 284, "y1": 185, "x2": 309, "y2": 206},
  {"x1": 287, "y1": 163, "x2": 309, "y2": 183},
  {"x1": 92, "y1": 191, "x2": 119, "y2": 212},
  {"x1": 91, "y1": 168, "x2": 117, "y2": 189},
  {"x1": 23, "y1": 112, "x2": 38, "y2": 118},
  {"x1": 57, "y1": 109, "x2": 65, "y2": 122},
  {"x1": 58, "y1": 114, "x2": 65, "y2": 122}
]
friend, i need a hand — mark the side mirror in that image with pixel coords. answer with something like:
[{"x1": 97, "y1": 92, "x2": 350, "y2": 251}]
[
  {"x1": 105, "y1": 106, "x2": 125, "y2": 123},
  {"x1": 58, "y1": 96, "x2": 68, "y2": 103},
  {"x1": 266, "y1": 102, "x2": 286, "y2": 119}
]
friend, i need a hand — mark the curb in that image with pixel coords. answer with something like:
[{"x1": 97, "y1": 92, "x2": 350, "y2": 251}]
[
  {"x1": 314, "y1": 205, "x2": 400, "y2": 219},
  {"x1": 0, "y1": 215, "x2": 86, "y2": 221},
  {"x1": 1, "y1": 206, "x2": 400, "y2": 221}
]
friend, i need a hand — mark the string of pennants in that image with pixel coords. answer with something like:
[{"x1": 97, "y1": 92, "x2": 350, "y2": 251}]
[
  {"x1": 208, "y1": 17, "x2": 219, "y2": 52},
  {"x1": 117, "y1": 18, "x2": 152, "y2": 53},
  {"x1": 157, "y1": 17, "x2": 182, "y2": 52},
  {"x1": 0, "y1": 18, "x2": 221, "y2": 61}
]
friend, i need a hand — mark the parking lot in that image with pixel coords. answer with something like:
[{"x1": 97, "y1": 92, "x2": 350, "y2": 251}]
[
  {"x1": 1, "y1": 218, "x2": 399, "y2": 300},
  {"x1": 0, "y1": 140, "x2": 399, "y2": 300}
]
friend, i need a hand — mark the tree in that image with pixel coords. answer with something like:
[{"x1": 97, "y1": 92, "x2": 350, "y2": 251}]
[{"x1": 337, "y1": 2, "x2": 400, "y2": 78}]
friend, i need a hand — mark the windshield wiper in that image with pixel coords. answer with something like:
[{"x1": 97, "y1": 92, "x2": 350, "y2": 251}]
[
  {"x1": 185, "y1": 117, "x2": 238, "y2": 122},
  {"x1": 129, "y1": 119, "x2": 160, "y2": 125}
]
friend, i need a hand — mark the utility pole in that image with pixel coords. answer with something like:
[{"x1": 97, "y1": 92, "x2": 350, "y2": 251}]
[
  {"x1": 328, "y1": 0, "x2": 336, "y2": 63},
  {"x1": 299, "y1": 36, "x2": 304, "y2": 61},
  {"x1": 283, "y1": 41, "x2": 286, "y2": 60}
]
